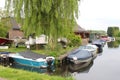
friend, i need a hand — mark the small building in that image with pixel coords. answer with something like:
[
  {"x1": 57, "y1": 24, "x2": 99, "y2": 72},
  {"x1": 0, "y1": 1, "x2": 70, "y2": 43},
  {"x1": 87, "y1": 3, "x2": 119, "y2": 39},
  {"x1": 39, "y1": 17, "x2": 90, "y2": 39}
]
[
  {"x1": 73, "y1": 25, "x2": 90, "y2": 45},
  {"x1": 8, "y1": 17, "x2": 24, "y2": 40},
  {"x1": 74, "y1": 25, "x2": 89, "y2": 39}
]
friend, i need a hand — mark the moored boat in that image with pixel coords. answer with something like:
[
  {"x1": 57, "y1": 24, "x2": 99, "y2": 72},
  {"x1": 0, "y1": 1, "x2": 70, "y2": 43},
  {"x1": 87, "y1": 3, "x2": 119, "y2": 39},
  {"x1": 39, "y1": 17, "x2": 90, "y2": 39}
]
[
  {"x1": 0, "y1": 37, "x2": 13, "y2": 45},
  {"x1": 92, "y1": 39, "x2": 104, "y2": 53},
  {"x1": 8, "y1": 51, "x2": 55, "y2": 68},
  {"x1": 66, "y1": 49, "x2": 93, "y2": 64},
  {"x1": 79, "y1": 44, "x2": 98, "y2": 58}
]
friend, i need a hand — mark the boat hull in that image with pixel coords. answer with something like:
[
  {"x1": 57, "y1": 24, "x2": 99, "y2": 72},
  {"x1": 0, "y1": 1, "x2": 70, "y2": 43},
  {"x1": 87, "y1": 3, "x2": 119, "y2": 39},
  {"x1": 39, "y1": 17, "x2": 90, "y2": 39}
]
[
  {"x1": 12, "y1": 57, "x2": 48, "y2": 68},
  {"x1": 9, "y1": 54, "x2": 55, "y2": 68},
  {"x1": 69, "y1": 57, "x2": 92, "y2": 64}
]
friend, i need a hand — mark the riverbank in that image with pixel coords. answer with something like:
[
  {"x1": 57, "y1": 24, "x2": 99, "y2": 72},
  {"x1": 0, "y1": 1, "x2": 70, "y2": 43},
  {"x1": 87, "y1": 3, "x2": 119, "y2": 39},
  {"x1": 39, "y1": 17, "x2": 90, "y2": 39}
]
[{"x1": 0, "y1": 66, "x2": 73, "y2": 80}]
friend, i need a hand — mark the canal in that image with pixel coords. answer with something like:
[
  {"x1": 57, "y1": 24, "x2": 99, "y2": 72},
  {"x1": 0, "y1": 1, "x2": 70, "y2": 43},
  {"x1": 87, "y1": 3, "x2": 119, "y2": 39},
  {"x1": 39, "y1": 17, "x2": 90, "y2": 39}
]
[{"x1": 72, "y1": 41, "x2": 120, "y2": 80}]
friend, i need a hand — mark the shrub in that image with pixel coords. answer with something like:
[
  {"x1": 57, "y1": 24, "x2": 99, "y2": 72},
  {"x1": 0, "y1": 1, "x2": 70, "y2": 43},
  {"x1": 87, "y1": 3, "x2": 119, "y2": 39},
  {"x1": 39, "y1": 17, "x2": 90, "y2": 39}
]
[{"x1": 67, "y1": 33, "x2": 81, "y2": 47}]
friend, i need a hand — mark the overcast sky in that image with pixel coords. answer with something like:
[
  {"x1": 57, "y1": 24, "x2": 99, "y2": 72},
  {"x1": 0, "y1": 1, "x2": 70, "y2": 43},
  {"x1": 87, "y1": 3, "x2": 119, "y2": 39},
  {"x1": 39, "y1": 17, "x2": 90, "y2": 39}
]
[
  {"x1": 0, "y1": 0, "x2": 120, "y2": 31},
  {"x1": 77, "y1": 0, "x2": 120, "y2": 31},
  {"x1": 0, "y1": 0, "x2": 5, "y2": 9}
]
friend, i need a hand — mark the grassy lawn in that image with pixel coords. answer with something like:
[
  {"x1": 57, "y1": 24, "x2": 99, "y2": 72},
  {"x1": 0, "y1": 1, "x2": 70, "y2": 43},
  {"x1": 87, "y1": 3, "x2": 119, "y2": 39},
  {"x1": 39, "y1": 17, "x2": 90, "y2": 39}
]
[{"x1": 0, "y1": 66, "x2": 73, "y2": 80}]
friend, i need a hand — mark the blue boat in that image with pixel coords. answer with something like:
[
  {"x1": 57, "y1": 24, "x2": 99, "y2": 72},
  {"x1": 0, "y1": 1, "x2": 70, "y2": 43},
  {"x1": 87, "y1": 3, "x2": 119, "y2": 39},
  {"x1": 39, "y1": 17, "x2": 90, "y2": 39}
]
[{"x1": 9, "y1": 51, "x2": 55, "y2": 68}]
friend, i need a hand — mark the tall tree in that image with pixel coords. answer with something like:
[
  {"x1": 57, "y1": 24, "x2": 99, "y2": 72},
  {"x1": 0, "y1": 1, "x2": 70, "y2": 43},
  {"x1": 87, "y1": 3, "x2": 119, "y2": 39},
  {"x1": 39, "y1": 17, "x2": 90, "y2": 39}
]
[
  {"x1": 0, "y1": 9, "x2": 11, "y2": 38},
  {"x1": 5, "y1": 0, "x2": 79, "y2": 49},
  {"x1": 107, "y1": 27, "x2": 119, "y2": 37}
]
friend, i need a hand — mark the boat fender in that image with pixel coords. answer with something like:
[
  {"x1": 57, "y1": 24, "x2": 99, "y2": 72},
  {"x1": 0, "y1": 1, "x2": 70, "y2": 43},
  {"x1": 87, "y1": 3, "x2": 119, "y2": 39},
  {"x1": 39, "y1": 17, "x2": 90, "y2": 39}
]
[{"x1": 73, "y1": 57, "x2": 77, "y2": 60}]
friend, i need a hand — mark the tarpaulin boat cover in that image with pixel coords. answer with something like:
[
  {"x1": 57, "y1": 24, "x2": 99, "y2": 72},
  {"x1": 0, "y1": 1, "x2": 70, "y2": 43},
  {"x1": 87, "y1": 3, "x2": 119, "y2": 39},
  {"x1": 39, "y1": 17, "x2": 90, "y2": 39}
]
[
  {"x1": 18, "y1": 50, "x2": 48, "y2": 60},
  {"x1": 67, "y1": 50, "x2": 92, "y2": 60},
  {"x1": 0, "y1": 52, "x2": 10, "y2": 54}
]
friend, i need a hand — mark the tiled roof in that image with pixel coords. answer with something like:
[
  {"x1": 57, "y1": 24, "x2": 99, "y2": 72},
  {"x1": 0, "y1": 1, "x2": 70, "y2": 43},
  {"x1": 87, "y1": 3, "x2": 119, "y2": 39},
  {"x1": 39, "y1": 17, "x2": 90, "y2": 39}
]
[
  {"x1": 74, "y1": 25, "x2": 88, "y2": 32},
  {"x1": 10, "y1": 17, "x2": 20, "y2": 30}
]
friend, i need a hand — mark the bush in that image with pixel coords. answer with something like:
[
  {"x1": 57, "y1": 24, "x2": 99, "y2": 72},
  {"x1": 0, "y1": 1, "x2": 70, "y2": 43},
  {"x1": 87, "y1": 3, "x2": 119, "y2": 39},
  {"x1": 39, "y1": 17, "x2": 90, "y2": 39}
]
[{"x1": 67, "y1": 33, "x2": 81, "y2": 47}]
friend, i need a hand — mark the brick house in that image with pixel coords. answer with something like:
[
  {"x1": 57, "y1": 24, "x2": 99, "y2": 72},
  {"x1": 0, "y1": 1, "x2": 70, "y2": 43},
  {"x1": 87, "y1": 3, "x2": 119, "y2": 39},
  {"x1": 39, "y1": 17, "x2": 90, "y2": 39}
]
[{"x1": 8, "y1": 17, "x2": 24, "y2": 40}]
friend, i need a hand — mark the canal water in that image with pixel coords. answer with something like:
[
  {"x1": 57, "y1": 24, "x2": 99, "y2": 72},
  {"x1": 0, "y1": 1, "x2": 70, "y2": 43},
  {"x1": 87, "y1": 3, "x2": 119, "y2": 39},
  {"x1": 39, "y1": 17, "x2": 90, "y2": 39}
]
[
  {"x1": 9, "y1": 41, "x2": 120, "y2": 80},
  {"x1": 72, "y1": 41, "x2": 120, "y2": 80}
]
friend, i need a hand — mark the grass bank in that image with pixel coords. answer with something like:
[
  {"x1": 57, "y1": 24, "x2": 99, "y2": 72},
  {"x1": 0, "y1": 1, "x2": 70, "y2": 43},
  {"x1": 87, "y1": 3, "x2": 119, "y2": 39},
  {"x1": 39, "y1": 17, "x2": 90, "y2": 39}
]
[
  {"x1": 0, "y1": 46, "x2": 77, "y2": 57},
  {"x1": 0, "y1": 66, "x2": 73, "y2": 80}
]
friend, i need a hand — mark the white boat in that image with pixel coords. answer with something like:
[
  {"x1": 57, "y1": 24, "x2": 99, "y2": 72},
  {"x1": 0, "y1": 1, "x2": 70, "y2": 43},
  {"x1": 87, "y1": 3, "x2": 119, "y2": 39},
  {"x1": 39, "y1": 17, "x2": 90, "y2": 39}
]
[{"x1": 79, "y1": 44, "x2": 98, "y2": 58}]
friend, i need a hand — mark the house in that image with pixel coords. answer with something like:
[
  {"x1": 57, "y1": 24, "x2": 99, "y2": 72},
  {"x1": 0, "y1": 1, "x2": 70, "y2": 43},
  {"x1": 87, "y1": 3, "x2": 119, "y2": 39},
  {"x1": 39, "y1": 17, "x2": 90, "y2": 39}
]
[
  {"x1": 74, "y1": 25, "x2": 89, "y2": 39},
  {"x1": 8, "y1": 17, "x2": 24, "y2": 40},
  {"x1": 74, "y1": 25, "x2": 90, "y2": 45}
]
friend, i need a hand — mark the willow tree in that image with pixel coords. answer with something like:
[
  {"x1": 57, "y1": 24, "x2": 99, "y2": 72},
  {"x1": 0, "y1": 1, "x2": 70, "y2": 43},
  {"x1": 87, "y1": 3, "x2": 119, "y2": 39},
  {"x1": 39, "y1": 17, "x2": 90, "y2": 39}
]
[{"x1": 5, "y1": 0, "x2": 80, "y2": 49}]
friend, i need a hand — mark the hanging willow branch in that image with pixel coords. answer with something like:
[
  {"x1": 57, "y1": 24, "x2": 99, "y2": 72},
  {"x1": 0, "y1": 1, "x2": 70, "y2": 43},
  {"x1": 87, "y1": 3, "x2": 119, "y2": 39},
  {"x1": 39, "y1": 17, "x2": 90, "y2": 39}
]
[
  {"x1": 5, "y1": 0, "x2": 79, "y2": 49},
  {"x1": 5, "y1": 0, "x2": 79, "y2": 36}
]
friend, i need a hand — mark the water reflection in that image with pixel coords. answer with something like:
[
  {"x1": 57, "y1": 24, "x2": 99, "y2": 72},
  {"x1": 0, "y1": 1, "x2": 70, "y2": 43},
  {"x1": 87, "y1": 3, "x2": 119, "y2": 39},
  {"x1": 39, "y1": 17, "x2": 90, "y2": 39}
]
[
  {"x1": 54, "y1": 59, "x2": 94, "y2": 77},
  {"x1": 73, "y1": 42, "x2": 120, "y2": 80},
  {"x1": 107, "y1": 41, "x2": 119, "y2": 48},
  {"x1": 11, "y1": 63, "x2": 55, "y2": 74},
  {"x1": 68, "y1": 61, "x2": 93, "y2": 73}
]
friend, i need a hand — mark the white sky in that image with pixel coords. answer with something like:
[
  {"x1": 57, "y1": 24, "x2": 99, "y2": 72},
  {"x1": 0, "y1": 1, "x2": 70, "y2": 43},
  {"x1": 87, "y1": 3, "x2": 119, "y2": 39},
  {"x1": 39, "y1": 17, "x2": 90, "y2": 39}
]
[
  {"x1": 77, "y1": 0, "x2": 120, "y2": 31},
  {"x1": 0, "y1": 0, "x2": 120, "y2": 31},
  {"x1": 0, "y1": 0, "x2": 5, "y2": 9}
]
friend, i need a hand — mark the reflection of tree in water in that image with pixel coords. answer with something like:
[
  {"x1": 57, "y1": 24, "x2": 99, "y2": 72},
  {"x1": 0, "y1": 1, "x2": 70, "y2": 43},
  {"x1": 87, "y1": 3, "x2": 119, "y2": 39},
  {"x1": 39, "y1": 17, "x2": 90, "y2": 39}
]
[
  {"x1": 54, "y1": 60, "x2": 94, "y2": 77},
  {"x1": 53, "y1": 63, "x2": 71, "y2": 77},
  {"x1": 107, "y1": 41, "x2": 119, "y2": 48},
  {"x1": 11, "y1": 63, "x2": 55, "y2": 74}
]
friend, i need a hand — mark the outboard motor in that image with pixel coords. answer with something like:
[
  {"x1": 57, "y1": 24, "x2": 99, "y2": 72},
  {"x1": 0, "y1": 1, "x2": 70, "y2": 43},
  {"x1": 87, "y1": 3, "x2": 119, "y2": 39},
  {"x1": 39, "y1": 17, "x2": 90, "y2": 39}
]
[
  {"x1": 0, "y1": 54, "x2": 9, "y2": 66},
  {"x1": 46, "y1": 57, "x2": 55, "y2": 67}
]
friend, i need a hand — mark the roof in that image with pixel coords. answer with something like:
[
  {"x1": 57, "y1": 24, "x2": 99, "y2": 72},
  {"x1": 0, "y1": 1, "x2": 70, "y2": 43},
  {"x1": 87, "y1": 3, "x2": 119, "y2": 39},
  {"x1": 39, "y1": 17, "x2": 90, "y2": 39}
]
[
  {"x1": 74, "y1": 25, "x2": 88, "y2": 33},
  {"x1": 10, "y1": 17, "x2": 20, "y2": 30}
]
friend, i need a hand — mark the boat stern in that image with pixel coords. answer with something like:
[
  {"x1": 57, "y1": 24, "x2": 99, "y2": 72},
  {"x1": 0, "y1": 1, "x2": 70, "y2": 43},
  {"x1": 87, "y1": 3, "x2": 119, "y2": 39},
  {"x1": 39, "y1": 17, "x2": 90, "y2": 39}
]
[{"x1": 46, "y1": 57, "x2": 55, "y2": 66}]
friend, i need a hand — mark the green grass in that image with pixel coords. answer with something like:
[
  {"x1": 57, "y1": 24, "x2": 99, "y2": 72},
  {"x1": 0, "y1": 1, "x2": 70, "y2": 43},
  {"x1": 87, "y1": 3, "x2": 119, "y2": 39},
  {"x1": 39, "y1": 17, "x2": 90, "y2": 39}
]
[
  {"x1": 0, "y1": 46, "x2": 77, "y2": 57},
  {"x1": 0, "y1": 66, "x2": 73, "y2": 80}
]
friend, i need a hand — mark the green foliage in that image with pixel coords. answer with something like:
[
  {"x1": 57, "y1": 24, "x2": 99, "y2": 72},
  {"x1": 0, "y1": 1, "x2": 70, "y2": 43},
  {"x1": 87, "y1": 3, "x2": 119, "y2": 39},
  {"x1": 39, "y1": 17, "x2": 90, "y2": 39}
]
[
  {"x1": 107, "y1": 41, "x2": 119, "y2": 48},
  {"x1": 88, "y1": 30, "x2": 107, "y2": 35},
  {"x1": 5, "y1": 0, "x2": 79, "y2": 37},
  {"x1": 0, "y1": 23, "x2": 9, "y2": 37},
  {"x1": 107, "y1": 26, "x2": 119, "y2": 37},
  {"x1": 67, "y1": 33, "x2": 81, "y2": 47},
  {"x1": 5, "y1": 0, "x2": 79, "y2": 50},
  {"x1": 117, "y1": 32, "x2": 120, "y2": 37},
  {"x1": 0, "y1": 16, "x2": 11, "y2": 38}
]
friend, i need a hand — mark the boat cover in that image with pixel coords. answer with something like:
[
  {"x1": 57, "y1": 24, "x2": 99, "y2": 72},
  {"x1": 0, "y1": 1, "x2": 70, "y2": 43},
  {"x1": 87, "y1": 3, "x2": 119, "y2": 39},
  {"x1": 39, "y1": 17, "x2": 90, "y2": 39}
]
[
  {"x1": 67, "y1": 50, "x2": 92, "y2": 60},
  {"x1": 0, "y1": 52, "x2": 10, "y2": 54},
  {"x1": 18, "y1": 50, "x2": 48, "y2": 60}
]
